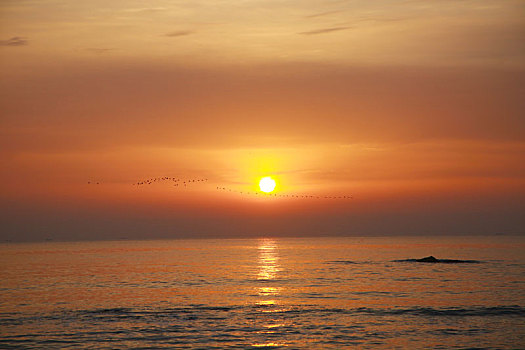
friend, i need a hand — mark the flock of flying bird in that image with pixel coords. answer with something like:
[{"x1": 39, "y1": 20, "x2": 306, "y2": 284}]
[
  {"x1": 87, "y1": 176, "x2": 352, "y2": 200},
  {"x1": 87, "y1": 177, "x2": 208, "y2": 186},
  {"x1": 132, "y1": 177, "x2": 208, "y2": 187},
  {"x1": 215, "y1": 186, "x2": 353, "y2": 200}
]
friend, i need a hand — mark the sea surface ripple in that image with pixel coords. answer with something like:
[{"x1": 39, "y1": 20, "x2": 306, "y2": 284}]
[{"x1": 0, "y1": 236, "x2": 524, "y2": 349}]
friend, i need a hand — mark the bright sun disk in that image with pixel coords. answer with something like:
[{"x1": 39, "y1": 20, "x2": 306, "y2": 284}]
[{"x1": 259, "y1": 177, "x2": 276, "y2": 193}]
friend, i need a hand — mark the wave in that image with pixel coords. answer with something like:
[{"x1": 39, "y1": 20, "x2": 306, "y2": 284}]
[
  {"x1": 348, "y1": 305, "x2": 525, "y2": 317},
  {"x1": 2, "y1": 305, "x2": 523, "y2": 329},
  {"x1": 59, "y1": 305, "x2": 525, "y2": 319},
  {"x1": 274, "y1": 305, "x2": 525, "y2": 317},
  {"x1": 1, "y1": 305, "x2": 523, "y2": 350}
]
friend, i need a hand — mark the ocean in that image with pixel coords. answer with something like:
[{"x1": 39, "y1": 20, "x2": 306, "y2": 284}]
[{"x1": 1, "y1": 236, "x2": 524, "y2": 349}]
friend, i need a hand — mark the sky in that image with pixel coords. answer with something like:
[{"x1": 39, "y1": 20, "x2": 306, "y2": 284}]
[{"x1": 1, "y1": 0, "x2": 524, "y2": 241}]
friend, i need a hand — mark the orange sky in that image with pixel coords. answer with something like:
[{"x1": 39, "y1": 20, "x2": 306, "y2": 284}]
[{"x1": 1, "y1": 0, "x2": 524, "y2": 241}]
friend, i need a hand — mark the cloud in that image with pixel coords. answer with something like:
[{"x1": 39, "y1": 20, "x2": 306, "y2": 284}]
[
  {"x1": 123, "y1": 7, "x2": 166, "y2": 13},
  {"x1": 1, "y1": 62, "x2": 524, "y2": 154},
  {"x1": 298, "y1": 27, "x2": 350, "y2": 35},
  {"x1": 85, "y1": 48, "x2": 114, "y2": 54},
  {"x1": 305, "y1": 10, "x2": 344, "y2": 18},
  {"x1": 165, "y1": 30, "x2": 193, "y2": 37},
  {"x1": 0, "y1": 37, "x2": 28, "y2": 46}
]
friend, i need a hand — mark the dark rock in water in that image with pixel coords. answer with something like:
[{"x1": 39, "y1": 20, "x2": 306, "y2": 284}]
[
  {"x1": 395, "y1": 256, "x2": 480, "y2": 264},
  {"x1": 416, "y1": 256, "x2": 439, "y2": 262}
]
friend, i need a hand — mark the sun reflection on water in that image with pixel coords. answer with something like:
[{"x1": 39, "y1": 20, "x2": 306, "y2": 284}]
[
  {"x1": 258, "y1": 287, "x2": 280, "y2": 296},
  {"x1": 255, "y1": 239, "x2": 284, "y2": 307},
  {"x1": 252, "y1": 343, "x2": 286, "y2": 348},
  {"x1": 255, "y1": 300, "x2": 276, "y2": 306},
  {"x1": 257, "y1": 239, "x2": 280, "y2": 281},
  {"x1": 251, "y1": 239, "x2": 290, "y2": 347}
]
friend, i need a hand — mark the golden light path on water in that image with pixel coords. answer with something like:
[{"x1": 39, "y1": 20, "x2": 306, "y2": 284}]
[
  {"x1": 253, "y1": 239, "x2": 287, "y2": 348},
  {"x1": 257, "y1": 239, "x2": 280, "y2": 282}
]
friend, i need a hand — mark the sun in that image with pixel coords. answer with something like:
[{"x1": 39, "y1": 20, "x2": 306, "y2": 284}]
[{"x1": 259, "y1": 176, "x2": 276, "y2": 193}]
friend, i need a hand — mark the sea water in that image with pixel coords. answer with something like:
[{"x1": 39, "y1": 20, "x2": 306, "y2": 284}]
[{"x1": 0, "y1": 236, "x2": 524, "y2": 349}]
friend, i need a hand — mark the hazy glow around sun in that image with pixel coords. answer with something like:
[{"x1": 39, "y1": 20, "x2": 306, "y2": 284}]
[{"x1": 259, "y1": 177, "x2": 276, "y2": 193}]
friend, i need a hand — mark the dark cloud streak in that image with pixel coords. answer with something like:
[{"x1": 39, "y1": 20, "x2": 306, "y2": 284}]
[
  {"x1": 299, "y1": 27, "x2": 351, "y2": 35},
  {"x1": 305, "y1": 10, "x2": 344, "y2": 18},
  {"x1": 165, "y1": 30, "x2": 193, "y2": 37},
  {"x1": 0, "y1": 37, "x2": 28, "y2": 46},
  {"x1": 85, "y1": 48, "x2": 114, "y2": 54}
]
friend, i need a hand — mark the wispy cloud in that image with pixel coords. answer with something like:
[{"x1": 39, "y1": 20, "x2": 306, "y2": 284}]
[
  {"x1": 299, "y1": 27, "x2": 351, "y2": 35},
  {"x1": 305, "y1": 10, "x2": 344, "y2": 18},
  {"x1": 85, "y1": 48, "x2": 114, "y2": 54},
  {"x1": 0, "y1": 37, "x2": 28, "y2": 46},
  {"x1": 123, "y1": 7, "x2": 166, "y2": 13},
  {"x1": 165, "y1": 30, "x2": 193, "y2": 37}
]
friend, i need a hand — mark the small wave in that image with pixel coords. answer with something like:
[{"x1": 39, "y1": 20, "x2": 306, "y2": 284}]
[
  {"x1": 84, "y1": 307, "x2": 133, "y2": 315},
  {"x1": 325, "y1": 260, "x2": 358, "y2": 264},
  {"x1": 184, "y1": 305, "x2": 237, "y2": 312},
  {"x1": 429, "y1": 328, "x2": 490, "y2": 336},
  {"x1": 297, "y1": 292, "x2": 337, "y2": 299},
  {"x1": 3, "y1": 305, "x2": 522, "y2": 332},
  {"x1": 57, "y1": 305, "x2": 525, "y2": 320},
  {"x1": 265, "y1": 305, "x2": 525, "y2": 318},
  {"x1": 351, "y1": 305, "x2": 525, "y2": 317}
]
